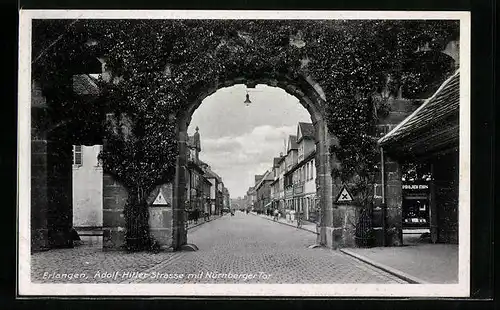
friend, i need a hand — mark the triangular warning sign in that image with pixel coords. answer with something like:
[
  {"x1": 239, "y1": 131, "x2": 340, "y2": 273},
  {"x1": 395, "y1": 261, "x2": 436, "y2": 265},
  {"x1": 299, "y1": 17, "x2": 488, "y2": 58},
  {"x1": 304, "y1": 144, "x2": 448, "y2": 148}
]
[
  {"x1": 152, "y1": 191, "x2": 168, "y2": 205},
  {"x1": 336, "y1": 185, "x2": 353, "y2": 202}
]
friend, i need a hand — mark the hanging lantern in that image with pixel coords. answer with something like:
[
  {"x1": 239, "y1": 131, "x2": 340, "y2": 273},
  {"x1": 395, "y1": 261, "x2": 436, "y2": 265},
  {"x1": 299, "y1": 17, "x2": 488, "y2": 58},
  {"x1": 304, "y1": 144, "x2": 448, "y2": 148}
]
[{"x1": 244, "y1": 92, "x2": 252, "y2": 106}]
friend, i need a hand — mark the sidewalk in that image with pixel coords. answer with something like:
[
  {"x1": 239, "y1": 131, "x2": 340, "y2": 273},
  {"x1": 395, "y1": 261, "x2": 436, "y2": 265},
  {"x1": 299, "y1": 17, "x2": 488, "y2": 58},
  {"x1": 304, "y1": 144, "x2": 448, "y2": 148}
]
[
  {"x1": 187, "y1": 214, "x2": 224, "y2": 230},
  {"x1": 340, "y1": 243, "x2": 458, "y2": 284},
  {"x1": 251, "y1": 212, "x2": 319, "y2": 235}
]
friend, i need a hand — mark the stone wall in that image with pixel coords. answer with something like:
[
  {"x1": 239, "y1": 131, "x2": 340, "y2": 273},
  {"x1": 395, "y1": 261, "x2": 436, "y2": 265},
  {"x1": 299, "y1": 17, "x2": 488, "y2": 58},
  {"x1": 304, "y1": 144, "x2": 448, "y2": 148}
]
[
  {"x1": 432, "y1": 151, "x2": 459, "y2": 244},
  {"x1": 147, "y1": 183, "x2": 174, "y2": 249},
  {"x1": 31, "y1": 139, "x2": 74, "y2": 251},
  {"x1": 102, "y1": 173, "x2": 128, "y2": 250},
  {"x1": 383, "y1": 157, "x2": 403, "y2": 246}
]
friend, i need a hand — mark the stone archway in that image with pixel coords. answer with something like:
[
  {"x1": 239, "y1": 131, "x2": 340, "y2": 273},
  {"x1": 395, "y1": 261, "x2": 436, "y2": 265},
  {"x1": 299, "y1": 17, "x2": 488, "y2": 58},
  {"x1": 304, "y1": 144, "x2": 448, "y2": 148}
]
[
  {"x1": 171, "y1": 74, "x2": 336, "y2": 250},
  {"x1": 29, "y1": 19, "x2": 460, "y2": 252}
]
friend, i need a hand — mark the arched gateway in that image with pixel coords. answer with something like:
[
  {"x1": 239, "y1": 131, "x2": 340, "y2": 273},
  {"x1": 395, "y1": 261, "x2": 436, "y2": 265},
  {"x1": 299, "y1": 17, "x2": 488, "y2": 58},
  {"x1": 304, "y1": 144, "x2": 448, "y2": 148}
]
[
  {"x1": 29, "y1": 18, "x2": 459, "y2": 252},
  {"x1": 172, "y1": 75, "x2": 335, "y2": 249}
]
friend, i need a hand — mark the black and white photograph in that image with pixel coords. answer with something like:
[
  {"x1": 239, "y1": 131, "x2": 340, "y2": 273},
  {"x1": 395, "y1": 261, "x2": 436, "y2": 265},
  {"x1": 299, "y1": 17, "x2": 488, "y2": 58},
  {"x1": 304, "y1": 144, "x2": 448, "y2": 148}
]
[{"x1": 18, "y1": 10, "x2": 471, "y2": 297}]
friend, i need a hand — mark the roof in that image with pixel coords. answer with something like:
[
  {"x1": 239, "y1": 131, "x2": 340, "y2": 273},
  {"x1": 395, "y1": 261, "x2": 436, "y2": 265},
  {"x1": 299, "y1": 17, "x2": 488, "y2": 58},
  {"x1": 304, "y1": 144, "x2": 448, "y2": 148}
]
[
  {"x1": 73, "y1": 74, "x2": 100, "y2": 95},
  {"x1": 273, "y1": 157, "x2": 282, "y2": 167},
  {"x1": 378, "y1": 69, "x2": 460, "y2": 154},
  {"x1": 297, "y1": 122, "x2": 315, "y2": 142},
  {"x1": 254, "y1": 170, "x2": 273, "y2": 191},
  {"x1": 204, "y1": 168, "x2": 222, "y2": 183},
  {"x1": 264, "y1": 171, "x2": 274, "y2": 181},
  {"x1": 287, "y1": 135, "x2": 298, "y2": 152},
  {"x1": 254, "y1": 174, "x2": 264, "y2": 183}
]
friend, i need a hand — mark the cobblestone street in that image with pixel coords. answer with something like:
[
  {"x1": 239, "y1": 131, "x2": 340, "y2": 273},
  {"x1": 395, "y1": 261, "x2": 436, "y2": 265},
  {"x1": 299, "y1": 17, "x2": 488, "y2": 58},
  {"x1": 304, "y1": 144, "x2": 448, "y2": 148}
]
[{"x1": 31, "y1": 211, "x2": 406, "y2": 284}]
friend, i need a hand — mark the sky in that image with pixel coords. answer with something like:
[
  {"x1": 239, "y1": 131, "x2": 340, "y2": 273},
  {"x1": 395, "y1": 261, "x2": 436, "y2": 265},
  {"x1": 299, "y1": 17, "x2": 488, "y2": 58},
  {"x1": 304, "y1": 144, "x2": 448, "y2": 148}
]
[{"x1": 187, "y1": 84, "x2": 312, "y2": 199}]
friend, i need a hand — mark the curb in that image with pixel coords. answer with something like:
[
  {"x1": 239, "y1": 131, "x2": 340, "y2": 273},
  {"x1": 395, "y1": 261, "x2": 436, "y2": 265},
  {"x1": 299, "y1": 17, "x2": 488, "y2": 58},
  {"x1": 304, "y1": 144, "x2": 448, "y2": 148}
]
[
  {"x1": 187, "y1": 215, "x2": 224, "y2": 231},
  {"x1": 251, "y1": 212, "x2": 319, "y2": 235},
  {"x1": 339, "y1": 248, "x2": 429, "y2": 284}
]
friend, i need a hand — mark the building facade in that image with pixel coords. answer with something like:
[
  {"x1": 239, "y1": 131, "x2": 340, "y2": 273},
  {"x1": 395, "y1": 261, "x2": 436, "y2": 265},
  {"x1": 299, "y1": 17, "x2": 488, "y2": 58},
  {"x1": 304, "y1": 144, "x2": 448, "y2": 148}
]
[
  {"x1": 185, "y1": 127, "x2": 206, "y2": 214},
  {"x1": 284, "y1": 135, "x2": 298, "y2": 212},
  {"x1": 72, "y1": 144, "x2": 103, "y2": 247},
  {"x1": 254, "y1": 170, "x2": 274, "y2": 213},
  {"x1": 246, "y1": 186, "x2": 256, "y2": 211},
  {"x1": 185, "y1": 127, "x2": 227, "y2": 217},
  {"x1": 275, "y1": 123, "x2": 318, "y2": 221},
  {"x1": 223, "y1": 187, "x2": 231, "y2": 211}
]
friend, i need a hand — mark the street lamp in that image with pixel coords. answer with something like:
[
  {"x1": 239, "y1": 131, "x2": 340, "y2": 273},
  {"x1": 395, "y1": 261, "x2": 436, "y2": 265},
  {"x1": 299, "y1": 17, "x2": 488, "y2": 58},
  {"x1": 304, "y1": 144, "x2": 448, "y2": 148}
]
[{"x1": 244, "y1": 91, "x2": 252, "y2": 107}]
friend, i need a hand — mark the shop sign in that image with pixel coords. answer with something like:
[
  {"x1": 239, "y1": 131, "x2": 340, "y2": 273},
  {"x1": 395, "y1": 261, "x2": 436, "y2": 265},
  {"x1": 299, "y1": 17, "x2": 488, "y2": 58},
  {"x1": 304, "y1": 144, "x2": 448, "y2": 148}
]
[
  {"x1": 294, "y1": 184, "x2": 304, "y2": 194},
  {"x1": 402, "y1": 184, "x2": 429, "y2": 190}
]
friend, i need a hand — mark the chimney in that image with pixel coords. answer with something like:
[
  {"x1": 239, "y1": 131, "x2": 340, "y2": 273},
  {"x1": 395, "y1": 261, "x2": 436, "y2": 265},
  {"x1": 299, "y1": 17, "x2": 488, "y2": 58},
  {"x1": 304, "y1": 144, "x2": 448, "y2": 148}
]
[{"x1": 279, "y1": 152, "x2": 283, "y2": 157}]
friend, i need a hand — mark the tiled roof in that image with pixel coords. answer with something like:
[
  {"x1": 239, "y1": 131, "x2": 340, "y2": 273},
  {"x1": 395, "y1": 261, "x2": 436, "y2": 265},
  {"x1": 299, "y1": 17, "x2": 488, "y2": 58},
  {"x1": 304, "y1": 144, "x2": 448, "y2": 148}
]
[
  {"x1": 254, "y1": 170, "x2": 273, "y2": 191},
  {"x1": 287, "y1": 135, "x2": 298, "y2": 151},
  {"x1": 298, "y1": 122, "x2": 315, "y2": 141},
  {"x1": 378, "y1": 69, "x2": 460, "y2": 147},
  {"x1": 73, "y1": 74, "x2": 99, "y2": 95},
  {"x1": 255, "y1": 174, "x2": 264, "y2": 183},
  {"x1": 264, "y1": 171, "x2": 274, "y2": 181}
]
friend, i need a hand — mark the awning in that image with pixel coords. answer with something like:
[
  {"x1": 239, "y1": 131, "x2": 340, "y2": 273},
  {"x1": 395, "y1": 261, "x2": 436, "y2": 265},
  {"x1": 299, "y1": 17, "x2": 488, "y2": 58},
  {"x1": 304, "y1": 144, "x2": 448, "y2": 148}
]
[{"x1": 378, "y1": 69, "x2": 460, "y2": 158}]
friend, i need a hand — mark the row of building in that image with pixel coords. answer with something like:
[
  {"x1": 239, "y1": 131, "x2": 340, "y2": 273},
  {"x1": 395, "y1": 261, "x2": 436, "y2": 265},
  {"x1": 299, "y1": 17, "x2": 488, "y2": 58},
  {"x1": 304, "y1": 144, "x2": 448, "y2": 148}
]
[
  {"x1": 184, "y1": 126, "x2": 231, "y2": 216},
  {"x1": 240, "y1": 69, "x2": 460, "y2": 246},
  {"x1": 245, "y1": 122, "x2": 318, "y2": 222}
]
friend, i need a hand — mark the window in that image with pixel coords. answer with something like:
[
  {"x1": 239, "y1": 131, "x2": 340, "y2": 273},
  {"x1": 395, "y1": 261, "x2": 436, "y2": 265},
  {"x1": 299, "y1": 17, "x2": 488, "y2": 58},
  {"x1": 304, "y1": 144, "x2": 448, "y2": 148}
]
[{"x1": 73, "y1": 145, "x2": 82, "y2": 166}]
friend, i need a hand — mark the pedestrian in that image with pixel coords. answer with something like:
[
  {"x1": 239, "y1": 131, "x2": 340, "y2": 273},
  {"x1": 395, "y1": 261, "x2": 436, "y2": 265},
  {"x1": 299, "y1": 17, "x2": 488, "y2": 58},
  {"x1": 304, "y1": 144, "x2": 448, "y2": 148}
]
[{"x1": 273, "y1": 208, "x2": 279, "y2": 221}]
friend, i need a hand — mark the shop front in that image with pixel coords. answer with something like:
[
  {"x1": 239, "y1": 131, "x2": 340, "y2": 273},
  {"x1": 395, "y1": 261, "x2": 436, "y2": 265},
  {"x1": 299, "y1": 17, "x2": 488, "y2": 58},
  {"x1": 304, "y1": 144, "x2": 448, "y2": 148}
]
[
  {"x1": 402, "y1": 183, "x2": 430, "y2": 230},
  {"x1": 378, "y1": 69, "x2": 460, "y2": 245}
]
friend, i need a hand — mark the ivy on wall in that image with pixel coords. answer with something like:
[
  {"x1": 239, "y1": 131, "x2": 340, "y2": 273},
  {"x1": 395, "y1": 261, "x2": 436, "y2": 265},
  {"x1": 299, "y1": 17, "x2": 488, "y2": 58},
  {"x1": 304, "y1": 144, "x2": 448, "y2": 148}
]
[{"x1": 32, "y1": 19, "x2": 459, "y2": 250}]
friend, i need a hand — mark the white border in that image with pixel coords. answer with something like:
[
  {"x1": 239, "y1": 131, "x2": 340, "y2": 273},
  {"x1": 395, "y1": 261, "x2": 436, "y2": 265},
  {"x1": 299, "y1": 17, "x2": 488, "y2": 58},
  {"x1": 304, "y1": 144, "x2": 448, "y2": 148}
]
[{"x1": 18, "y1": 10, "x2": 471, "y2": 297}]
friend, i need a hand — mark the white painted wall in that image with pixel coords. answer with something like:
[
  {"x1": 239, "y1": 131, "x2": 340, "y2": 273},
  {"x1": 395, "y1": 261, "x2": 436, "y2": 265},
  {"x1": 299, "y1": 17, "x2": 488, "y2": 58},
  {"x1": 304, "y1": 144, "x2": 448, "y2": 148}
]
[
  {"x1": 72, "y1": 145, "x2": 103, "y2": 228},
  {"x1": 304, "y1": 178, "x2": 316, "y2": 194}
]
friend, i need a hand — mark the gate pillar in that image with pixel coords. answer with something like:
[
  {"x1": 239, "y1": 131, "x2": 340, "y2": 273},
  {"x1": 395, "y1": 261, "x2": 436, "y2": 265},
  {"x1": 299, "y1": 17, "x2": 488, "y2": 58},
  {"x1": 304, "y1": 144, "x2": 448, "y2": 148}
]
[
  {"x1": 31, "y1": 81, "x2": 73, "y2": 251},
  {"x1": 383, "y1": 156, "x2": 403, "y2": 246},
  {"x1": 102, "y1": 173, "x2": 128, "y2": 250}
]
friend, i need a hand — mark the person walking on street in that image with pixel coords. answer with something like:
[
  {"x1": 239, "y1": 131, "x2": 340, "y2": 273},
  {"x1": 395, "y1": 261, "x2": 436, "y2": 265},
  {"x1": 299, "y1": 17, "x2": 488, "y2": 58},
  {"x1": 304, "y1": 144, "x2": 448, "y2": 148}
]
[{"x1": 297, "y1": 211, "x2": 303, "y2": 228}]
